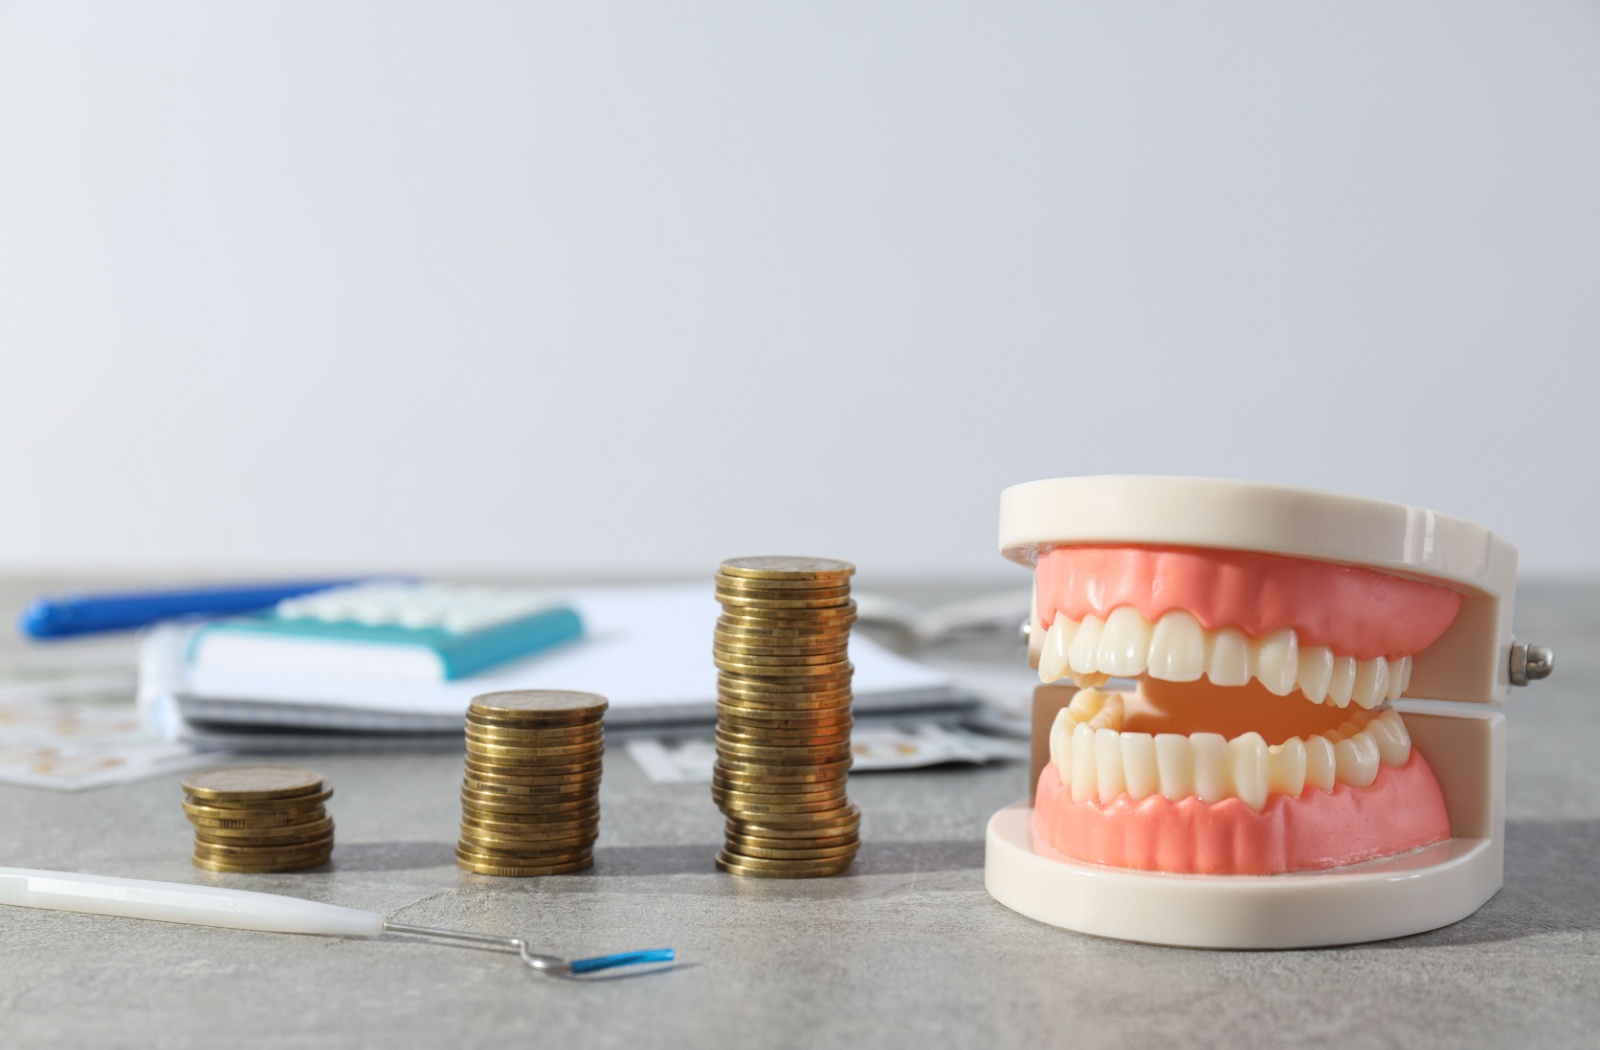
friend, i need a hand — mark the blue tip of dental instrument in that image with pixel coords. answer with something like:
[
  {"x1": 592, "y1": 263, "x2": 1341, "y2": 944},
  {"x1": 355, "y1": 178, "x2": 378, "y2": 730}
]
[{"x1": 567, "y1": 948, "x2": 676, "y2": 974}]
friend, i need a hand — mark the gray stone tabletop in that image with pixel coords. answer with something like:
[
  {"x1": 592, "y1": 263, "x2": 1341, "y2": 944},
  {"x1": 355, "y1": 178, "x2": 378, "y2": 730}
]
[{"x1": 0, "y1": 579, "x2": 1595, "y2": 1049}]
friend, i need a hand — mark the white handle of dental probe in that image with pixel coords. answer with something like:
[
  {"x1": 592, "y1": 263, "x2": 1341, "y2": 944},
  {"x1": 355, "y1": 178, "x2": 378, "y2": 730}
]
[{"x1": 0, "y1": 867, "x2": 386, "y2": 937}]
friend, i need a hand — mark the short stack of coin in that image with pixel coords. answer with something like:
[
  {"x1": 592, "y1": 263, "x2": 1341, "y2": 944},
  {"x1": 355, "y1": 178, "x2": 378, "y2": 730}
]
[
  {"x1": 182, "y1": 767, "x2": 334, "y2": 873},
  {"x1": 713, "y1": 556, "x2": 861, "y2": 878},
  {"x1": 457, "y1": 690, "x2": 606, "y2": 876}
]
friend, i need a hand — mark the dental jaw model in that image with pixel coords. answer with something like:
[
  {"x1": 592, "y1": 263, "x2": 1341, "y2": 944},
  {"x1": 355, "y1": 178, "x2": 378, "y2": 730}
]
[{"x1": 984, "y1": 477, "x2": 1553, "y2": 948}]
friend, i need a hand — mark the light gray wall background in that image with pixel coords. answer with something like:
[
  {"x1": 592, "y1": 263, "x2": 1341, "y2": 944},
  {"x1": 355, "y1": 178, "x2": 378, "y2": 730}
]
[{"x1": 1, "y1": 2, "x2": 1596, "y2": 580}]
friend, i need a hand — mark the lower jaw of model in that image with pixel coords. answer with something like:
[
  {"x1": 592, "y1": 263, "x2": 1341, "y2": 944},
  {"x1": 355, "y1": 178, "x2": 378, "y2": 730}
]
[{"x1": 1029, "y1": 546, "x2": 1457, "y2": 876}]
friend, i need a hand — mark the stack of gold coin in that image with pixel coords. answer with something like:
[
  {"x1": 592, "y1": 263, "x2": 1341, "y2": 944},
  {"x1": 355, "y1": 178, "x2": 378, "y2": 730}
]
[
  {"x1": 713, "y1": 556, "x2": 860, "y2": 878},
  {"x1": 182, "y1": 767, "x2": 334, "y2": 873},
  {"x1": 457, "y1": 690, "x2": 607, "y2": 876}
]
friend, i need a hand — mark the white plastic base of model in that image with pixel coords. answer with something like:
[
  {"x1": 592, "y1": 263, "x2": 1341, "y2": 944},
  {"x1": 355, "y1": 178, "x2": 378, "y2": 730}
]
[{"x1": 985, "y1": 703, "x2": 1505, "y2": 949}]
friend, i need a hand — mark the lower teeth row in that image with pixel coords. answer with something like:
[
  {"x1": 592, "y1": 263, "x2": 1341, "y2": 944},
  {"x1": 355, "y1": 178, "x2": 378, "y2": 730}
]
[{"x1": 1047, "y1": 688, "x2": 1413, "y2": 811}]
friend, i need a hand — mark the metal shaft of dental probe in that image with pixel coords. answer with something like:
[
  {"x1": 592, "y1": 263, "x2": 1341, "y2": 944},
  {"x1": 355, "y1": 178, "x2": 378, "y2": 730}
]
[{"x1": 380, "y1": 922, "x2": 672, "y2": 975}]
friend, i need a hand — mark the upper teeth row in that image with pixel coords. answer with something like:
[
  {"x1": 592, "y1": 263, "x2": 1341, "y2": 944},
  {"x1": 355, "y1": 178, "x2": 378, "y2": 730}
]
[
  {"x1": 1046, "y1": 687, "x2": 1413, "y2": 811},
  {"x1": 1039, "y1": 608, "x2": 1413, "y2": 709}
]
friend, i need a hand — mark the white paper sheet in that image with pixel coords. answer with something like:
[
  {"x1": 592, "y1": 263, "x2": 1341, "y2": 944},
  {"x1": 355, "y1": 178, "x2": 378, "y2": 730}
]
[{"x1": 149, "y1": 584, "x2": 963, "y2": 732}]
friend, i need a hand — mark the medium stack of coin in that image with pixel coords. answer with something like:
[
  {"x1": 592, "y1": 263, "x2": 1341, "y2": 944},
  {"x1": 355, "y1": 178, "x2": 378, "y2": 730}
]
[
  {"x1": 713, "y1": 556, "x2": 861, "y2": 878},
  {"x1": 182, "y1": 767, "x2": 334, "y2": 873},
  {"x1": 457, "y1": 690, "x2": 606, "y2": 876}
]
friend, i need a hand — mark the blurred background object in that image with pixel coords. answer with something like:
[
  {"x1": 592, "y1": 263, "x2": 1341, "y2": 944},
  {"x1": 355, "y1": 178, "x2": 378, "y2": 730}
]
[{"x1": 1, "y1": 1, "x2": 1596, "y2": 580}]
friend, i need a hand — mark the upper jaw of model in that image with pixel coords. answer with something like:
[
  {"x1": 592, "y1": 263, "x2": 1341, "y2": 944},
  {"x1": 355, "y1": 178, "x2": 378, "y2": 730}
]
[{"x1": 1035, "y1": 543, "x2": 1463, "y2": 708}]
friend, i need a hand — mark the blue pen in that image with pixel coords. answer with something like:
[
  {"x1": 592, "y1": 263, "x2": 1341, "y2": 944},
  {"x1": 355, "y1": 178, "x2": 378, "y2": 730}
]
[{"x1": 20, "y1": 580, "x2": 367, "y2": 639}]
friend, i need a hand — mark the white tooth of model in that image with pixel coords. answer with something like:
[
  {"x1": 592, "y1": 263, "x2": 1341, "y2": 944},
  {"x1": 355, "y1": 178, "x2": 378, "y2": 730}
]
[{"x1": 1148, "y1": 610, "x2": 1206, "y2": 682}]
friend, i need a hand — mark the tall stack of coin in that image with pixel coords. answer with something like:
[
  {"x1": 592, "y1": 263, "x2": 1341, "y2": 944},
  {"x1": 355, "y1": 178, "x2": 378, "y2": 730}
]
[
  {"x1": 457, "y1": 690, "x2": 606, "y2": 876},
  {"x1": 182, "y1": 767, "x2": 334, "y2": 873},
  {"x1": 713, "y1": 556, "x2": 860, "y2": 878}
]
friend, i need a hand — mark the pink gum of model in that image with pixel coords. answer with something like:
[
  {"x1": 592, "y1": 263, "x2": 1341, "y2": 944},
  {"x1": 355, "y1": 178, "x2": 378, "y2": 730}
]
[
  {"x1": 1032, "y1": 752, "x2": 1452, "y2": 875},
  {"x1": 1036, "y1": 545, "x2": 1463, "y2": 660}
]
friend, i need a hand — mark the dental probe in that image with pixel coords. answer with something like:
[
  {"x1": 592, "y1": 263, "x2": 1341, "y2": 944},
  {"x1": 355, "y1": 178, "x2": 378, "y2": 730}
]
[{"x1": 0, "y1": 867, "x2": 674, "y2": 977}]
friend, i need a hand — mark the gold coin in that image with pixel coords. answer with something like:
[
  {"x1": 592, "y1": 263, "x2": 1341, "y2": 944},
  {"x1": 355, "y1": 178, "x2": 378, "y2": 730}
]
[
  {"x1": 717, "y1": 707, "x2": 853, "y2": 728},
  {"x1": 454, "y1": 849, "x2": 592, "y2": 876},
  {"x1": 713, "y1": 759, "x2": 852, "y2": 782},
  {"x1": 717, "y1": 670, "x2": 852, "y2": 687},
  {"x1": 712, "y1": 769, "x2": 848, "y2": 791},
  {"x1": 714, "y1": 736, "x2": 853, "y2": 759},
  {"x1": 192, "y1": 831, "x2": 336, "y2": 851},
  {"x1": 714, "y1": 850, "x2": 853, "y2": 878},
  {"x1": 191, "y1": 816, "x2": 335, "y2": 841},
  {"x1": 467, "y1": 755, "x2": 611, "y2": 777},
  {"x1": 454, "y1": 844, "x2": 593, "y2": 865},
  {"x1": 464, "y1": 722, "x2": 604, "y2": 745},
  {"x1": 717, "y1": 682, "x2": 853, "y2": 702},
  {"x1": 713, "y1": 573, "x2": 853, "y2": 593},
  {"x1": 182, "y1": 787, "x2": 332, "y2": 808},
  {"x1": 713, "y1": 784, "x2": 848, "y2": 803},
  {"x1": 713, "y1": 620, "x2": 853, "y2": 639},
  {"x1": 457, "y1": 824, "x2": 596, "y2": 849},
  {"x1": 461, "y1": 795, "x2": 600, "y2": 819},
  {"x1": 462, "y1": 812, "x2": 599, "y2": 835},
  {"x1": 712, "y1": 772, "x2": 848, "y2": 792},
  {"x1": 726, "y1": 829, "x2": 859, "y2": 850},
  {"x1": 717, "y1": 792, "x2": 852, "y2": 815},
  {"x1": 182, "y1": 796, "x2": 330, "y2": 822},
  {"x1": 716, "y1": 670, "x2": 852, "y2": 689},
  {"x1": 726, "y1": 809, "x2": 861, "y2": 836},
  {"x1": 464, "y1": 803, "x2": 601, "y2": 825},
  {"x1": 468, "y1": 690, "x2": 608, "y2": 724},
  {"x1": 470, "y1": 739, "x2": 608, "y2": 761},
  {"x1": 182, "y1": 767, "x2": 324, "y2": 802},
  {"x1": 713, "y1": 656, "x2": 852, "y2": 677},
  {"x1": 456, "y1": 839, "x2": 596, "y2": 860},
  {"x1": 714, "y1": 744, "x2": 852, "y2": 766},
  {"x1": 715, "y1": 735, "x2": 851, "y2": 755},
  {"x1": 714, "y1": 722, "x2": 851, "y2": 743},
  {"x1": 716, "y1": 702, "x2": 853, "y2": 721},
  {"x1": 713, "y1": 637, "x2": 850, "y2": 657},
  {"x1": 461, "y1": 785, "x2": 597, "y2": 807},
  {"x1": 714, "y1": 642, "x2": 850, "y2": 660},
  {"x1": 712, "y1": 778, "x2": 847, "y2": 800},
  {"x1": 192, "y1": 852, "x2": 331, "y2": 874},
  {"x1": 714, "y1": 795, "x2": 848, "y2": 815},
  {"x1": 460, "y1": 816, "x2": 598, "y2": 838},
  {"x1": 710, "y1": 653, "x2": 851, "y2": 669},
  {"x1": 728, "y1": 810, "x2": 860, "y2": 835},
  {"x1": 192, "y1": 838, "x2": 335, "y2": 864},
  {"x1": 715, "y1": 588, "x2": 854, "y2": 609},
  {"x1": 719, "y1": 557, "x2": 855, "y2": 581},
  {"x1": 723, "y1": 840, "x2": 859, "y2": 861},
  {"x1": 716, "y1": 800, "x2": 851, "y2": 825},
  {"x1": 460, "y1": 785, "x2": 600, "y2": 806},
  {"x1": 185, "y1": 809, "x2": 330, "y2": 830},
  {"x1": 716, "y1": 612, "x2": 857, "y2": 631},
  {"x1": 716, "y1": 597, "x2": 853, "y2": 615},
  {"x1": 716, "y1": 710, "x2": 852, "y2": 729},
  {"x1": 718, "y1": 598, "x2": 857, "y2": 617},
  {"x1": 467, "y1": 723, "x2": 604, "y2": 739},
  {"x1": 461, "y1": 766, "x2": 603, "y2": 788},
  {"x1": 715, "y1": 762, "x2": 853, "y2": 781},
  {"x1": 716, "y1": 722, "x2": 852, "y2": 742},
  {"x1": 464, "y1": 767, "x2": 602, "y2": 787}
]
